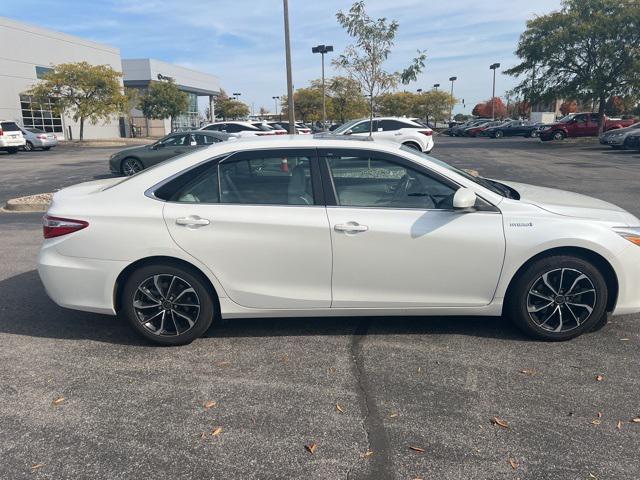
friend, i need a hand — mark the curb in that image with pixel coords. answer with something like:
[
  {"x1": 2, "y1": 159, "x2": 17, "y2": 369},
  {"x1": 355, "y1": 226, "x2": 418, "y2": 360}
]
[{"x1": 2, "y1": 193, "x2": 52, "y2": 213}]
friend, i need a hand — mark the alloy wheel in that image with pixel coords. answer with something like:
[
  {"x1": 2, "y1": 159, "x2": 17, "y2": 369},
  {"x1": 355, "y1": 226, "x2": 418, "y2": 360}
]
[
  {"x1": 122, "y1": 158, "x2": 143, "y2": 176},
  {"x1": 133, "y1": 274, "x2": 201, "y2": 336},
  {"x1": 527, "y1": 268, "x2": 597, "y2": 333},
  {"x1": 24, "y1": 141, "x2": 33, "y2": 151}
]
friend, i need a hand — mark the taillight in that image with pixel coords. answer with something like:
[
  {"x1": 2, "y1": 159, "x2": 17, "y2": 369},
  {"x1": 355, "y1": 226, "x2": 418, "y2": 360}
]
[
  {"x1": 419, "y1": 130, "x2": 433, "y2": 136},
  {"x1": 42, "y1": 215, "x2": 89, "y2": 239},
  {"x1": 0, "y1": 129, "x2": 3, "y2": 136}
]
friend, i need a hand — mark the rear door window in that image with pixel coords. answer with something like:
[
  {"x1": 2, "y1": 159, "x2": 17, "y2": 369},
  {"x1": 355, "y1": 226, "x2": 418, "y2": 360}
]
[
  {"x1": 379, "y1": 120, "x2": 412, "y2": 131},
  {"x1": 1, "y1": 122, "x2": 21, "y2": 132}
]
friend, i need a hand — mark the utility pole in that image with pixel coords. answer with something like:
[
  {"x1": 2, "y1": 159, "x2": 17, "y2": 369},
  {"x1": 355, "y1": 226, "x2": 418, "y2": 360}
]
[
  {"x1": 312, "y1": 44, "x2": 333, "y2": 131},
  {"x1": 283, "y1": 0, "x2": 296, "y2": 134}
]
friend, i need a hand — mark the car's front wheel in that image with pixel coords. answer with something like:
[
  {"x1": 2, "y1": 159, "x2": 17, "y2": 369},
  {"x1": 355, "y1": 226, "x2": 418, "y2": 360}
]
[
  {"x1": 121, "y1": 263, "x2": 216, "y2": 345},
  {"x1": 494, "y1": 130, "x2": 504, "y2": 138},
  {"x1": 552, "y1": 131, "x2": 566, "y2": 141},
  {"x1": 506, "y1": 255, "x2": 608, "y2": 341},
  {"x1": 121, "y1": 157, "x2": 144, "y2": 176}
]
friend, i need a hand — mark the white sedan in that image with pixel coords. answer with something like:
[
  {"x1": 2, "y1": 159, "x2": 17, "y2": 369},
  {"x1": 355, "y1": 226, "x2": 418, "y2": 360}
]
[{"x1": 38, "y1": 136, "x2": 640, "y2": 345}]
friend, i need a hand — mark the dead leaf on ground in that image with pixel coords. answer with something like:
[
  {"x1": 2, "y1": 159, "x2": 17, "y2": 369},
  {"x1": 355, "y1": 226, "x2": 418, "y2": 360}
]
[
  {"x1": 617, "y1": 420, "x2": 623, "y2": 430},
  {"x1": 591, "y1": 419, "x2": 602, "y2": 425},
  {"x1": 31, "y1": 464, "x2": 44, "y2": 470},
  {"x1": 214, "y1": 361, "x2": 231, "y2": 367},
  {"x1": 305, "y1": 443, "x2": 317, "y2": 454},
  {"x1": 203, "y1": 400, "x2": 216, "y2": 410},
  {"x1": 211, "y1": 427, "x2": 223, "y2": 436},
  {"x1": 631, "y1": 418, "x2": 640, "y2": 423},
  {"x1": 491, "y1": 417, "x2": 509, "y2": 429},
  {"x1": 363, "y1": 449, "x2": 374, "y2": 458},
  {"x1": 417, "y1": 367, "x2": 422, "y2": 373},
  {"x1": 595, "y1": 375, "x2": 604, "y2": 382},
  {"x1": 508, "y1": 458, "x2": 519, "y2": 470},
  {"x1": 619, "y1": 338, "x2": 630, "y2": 341},
  {"x1": 199, "y1": 432, "x2": 206, "y2": 440},
  {"x1": 597, "y1": 412, "x2": 603, "y2": 418},
  {"x1": 519, "y1": 369, "x2": 537, "y2": 376},
  {"x1": 335, "y1": 403, "x2": 345, "y2": 414},
  {"x1": 409, "y1": 446, "x2": 425, "y2": 453},
  {"x1": 389, "y1": 413, "x2": 399, "y2": 418},
  {"x1": 52, "y1": 396, "x2": 65, "y2": 406}
]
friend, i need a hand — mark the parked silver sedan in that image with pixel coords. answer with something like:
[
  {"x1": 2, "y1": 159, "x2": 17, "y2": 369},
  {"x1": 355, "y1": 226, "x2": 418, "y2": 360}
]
[
  {"x1": 599, "y1": 122, "x2": 640, "y2": 149},
  {"x1": 19, "y1": 127, "x2": 58, "y2": 151}
]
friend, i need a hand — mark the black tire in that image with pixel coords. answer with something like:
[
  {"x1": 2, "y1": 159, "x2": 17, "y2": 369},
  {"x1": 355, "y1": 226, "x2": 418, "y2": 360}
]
[
  {"x1": 506, "y1": 255, "x2": 608, "y2": 341},
  {"x1": 121, "y1": 157, "x2": 144, "y2": 176},
  {"x1": 494, "y1": 130, "x2": 504, "y2": 138},
  {"x1": 552, "y1": 131, "x2": 566, "y2": 141},
  {"x1": 43, "y1": 146, "x2": 51, "y2": 151},
  {"x1": 8, "y1": 147, "x2": 18, "y2": 154},
  {"x1": 24, "y1": 141, "x2": 34, "y2": 152},
  {"x1": 121, "y1": 263, "x2": 216, "y2": 346},
  {"x1": 530, "y1": 131, "x2": 539, "y2": 138}
]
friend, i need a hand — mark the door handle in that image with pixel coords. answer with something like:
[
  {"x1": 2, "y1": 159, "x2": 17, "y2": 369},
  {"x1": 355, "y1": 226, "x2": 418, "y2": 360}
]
[
  {"x1": 175, "y1": 216, "x2": 210, "y2": 227},
  {"x1": 334, "y1": 222, "x2": 368, "y2": 233}
]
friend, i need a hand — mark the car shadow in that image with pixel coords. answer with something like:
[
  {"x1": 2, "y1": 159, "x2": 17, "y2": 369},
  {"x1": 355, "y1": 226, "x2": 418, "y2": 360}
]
[{"x1": 0, "y1": 270, "x2": 529, "y2": 345}]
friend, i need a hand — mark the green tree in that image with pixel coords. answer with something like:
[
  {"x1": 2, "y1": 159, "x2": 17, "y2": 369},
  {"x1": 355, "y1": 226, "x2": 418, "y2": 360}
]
[
  {"x1": 223, "y1": 100, "x2": 250, "y2": 120},
  {"x1": 333, "y1": 1, "x2": 427, "y2": 134},
  {"x1": 315, "y1": 76, "x2": 368, "y2": 124},
  {"x1": 415, "y1": 91, "x2": 456, "y2": 124},
  {"x1": 505, "y1": 0, "x2": 640, "y2": 134},
  {"x1": 26, "y1": 61, "x2": 128, "y2": 141},
  {"x1": 139, "y1": 79, "x2": 189, "y2": 131},
  {"x1": 378, "y1": 91, "x2": 416, "y2": 117}
]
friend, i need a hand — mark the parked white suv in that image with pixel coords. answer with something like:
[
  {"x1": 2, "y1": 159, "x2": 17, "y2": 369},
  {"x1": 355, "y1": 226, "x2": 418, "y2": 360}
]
[
  {"x1": 331, "y1": 117, "x2": 434, "y2": 153},
  {"x1": 200, "y1": 121, "x2": 275, "y2": 138},
  {"x1": 0, "y1": 121, "x2": 26, "y2": 154}
]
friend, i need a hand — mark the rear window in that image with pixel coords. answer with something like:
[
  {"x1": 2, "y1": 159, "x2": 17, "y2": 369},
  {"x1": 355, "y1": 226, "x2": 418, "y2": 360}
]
[{"x1": 1, "y1": 122, "x2": 21, "y2": 132}]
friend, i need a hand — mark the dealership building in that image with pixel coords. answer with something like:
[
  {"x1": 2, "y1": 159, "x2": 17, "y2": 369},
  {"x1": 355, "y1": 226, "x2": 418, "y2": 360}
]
[{"x1": 0, "y1": 17, "x2": 220, "y2": 140}]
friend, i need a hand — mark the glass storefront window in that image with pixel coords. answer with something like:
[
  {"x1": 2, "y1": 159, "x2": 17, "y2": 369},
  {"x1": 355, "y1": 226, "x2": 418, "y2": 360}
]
[
  {"x1": 20, "y1": 95, "x2": 63, "y2": 133},
  {"x1": 173, "y1": 92, "x2": 199, "y2": 130}
]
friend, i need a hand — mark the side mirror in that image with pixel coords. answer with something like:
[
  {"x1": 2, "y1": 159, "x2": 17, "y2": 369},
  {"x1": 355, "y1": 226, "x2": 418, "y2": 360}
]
[
  {"x1": 453, "y1": 187, "x2": 477, "y2": 210},
  {"x1": 344, "y1": 130, "x2": 352, "y2": 135}
]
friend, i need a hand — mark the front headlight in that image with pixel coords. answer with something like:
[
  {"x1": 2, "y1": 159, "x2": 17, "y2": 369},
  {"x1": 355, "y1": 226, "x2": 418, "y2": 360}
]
[{"x1": 614, "y1": 227, "x2": 640, "y2": 246}]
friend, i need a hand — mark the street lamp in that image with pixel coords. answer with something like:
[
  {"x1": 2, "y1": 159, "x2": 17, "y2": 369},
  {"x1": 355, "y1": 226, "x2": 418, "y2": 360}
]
[
  {"x1": 448, "y1": 76, "x2": 457, "y2": 121},
  {"x1": 312, "y1": 44, "x2": 333, "y2": 131},
  {"x1": 232, "y1": 92, "x2": 242, "y2": 100},
  {"x1": 283, "y1": 0, "x2": 296, "y2": 134},
  {"x1": 272, "y1": 96, "x2": 280, "y2": 119},
  {"x1": 433, "y1": 83, "x2": 440, "y2": 91},
  {"x1": 489, "y1": 63, "x2": 500, "y2": 120}
]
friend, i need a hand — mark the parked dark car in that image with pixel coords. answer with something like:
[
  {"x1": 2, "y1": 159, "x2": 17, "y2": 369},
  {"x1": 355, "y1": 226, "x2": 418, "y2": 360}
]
[
  {"x1": 624, "y1": 130, "x2": 640, "y2": 150},
  {"x1": 109, "y1": 130, "x2": 231, "y2": 176},
  {"x1": 484, "y1": 120, "x2": 540, "y2": 138}
]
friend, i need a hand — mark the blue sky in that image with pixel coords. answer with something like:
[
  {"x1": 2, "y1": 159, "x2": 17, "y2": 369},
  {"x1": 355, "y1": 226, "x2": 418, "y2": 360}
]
[{"x1": 4, "y1": 0, "x2": 562, "y2": 115}]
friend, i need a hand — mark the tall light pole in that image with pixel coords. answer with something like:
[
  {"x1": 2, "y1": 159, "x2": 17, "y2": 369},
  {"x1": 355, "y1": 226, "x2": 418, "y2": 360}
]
[
  {"x1": 283, "y1": 0, "x2": 296, "y2": 134},
  {"x1": 448, "y1": 76, "x2": 457, "y2": 122},
  {"x1": 272, "y1": 96, "x2": 280, "y2": 119},
  {"x1": 433, "y1": 83, "x2": 440, "y2": 92},
  {"x1": 312, "y1": 44, "x2": 333, "y2": 131},
  {"x1": 490, "y1": 63, "x2": 500, "y2": 120},
  {"x1": 232, "y1": 92, "x2": 241, "y2": 101}
]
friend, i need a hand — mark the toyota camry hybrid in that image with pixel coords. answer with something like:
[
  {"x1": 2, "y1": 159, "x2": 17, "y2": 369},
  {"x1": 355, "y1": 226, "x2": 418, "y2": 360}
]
[{"x1": 38, "y1": 136, "x2": 640, "y2": 345}]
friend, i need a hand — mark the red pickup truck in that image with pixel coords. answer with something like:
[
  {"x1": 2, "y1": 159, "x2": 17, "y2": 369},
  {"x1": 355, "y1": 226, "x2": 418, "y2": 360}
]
[{"x1": 539, "y1": 112, "x2": 636, "y2": 141}]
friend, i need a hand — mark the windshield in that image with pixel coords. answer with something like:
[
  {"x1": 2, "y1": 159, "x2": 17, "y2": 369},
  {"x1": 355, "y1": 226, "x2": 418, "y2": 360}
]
[
  {"x1": 399, "y1": 145, "x2": 512, "y2": 198},
  {"x1": 332, "y1": 119, "x2": 361, "y2": 134},
  {"x1": 252, "y1": 123, "x2": 273, "y2": 131}
]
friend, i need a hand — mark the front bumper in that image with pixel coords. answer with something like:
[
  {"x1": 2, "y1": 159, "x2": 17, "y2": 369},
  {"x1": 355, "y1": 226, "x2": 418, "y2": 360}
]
[
  {"x1": 32, "y1": 138, "x2": 58, "y2": 148},
  {"x1": 109, "y1": 156, "x2": 121, "y2": 173},
  {"x1": 611, "y1": 244, "x2": 640, "y2": 316},
  {"x1": 38, "y1": 244, "x2": 127, "y2": 316},
  {"x1": 600, "y1": 135, "x2": 625, "y2": 146}
]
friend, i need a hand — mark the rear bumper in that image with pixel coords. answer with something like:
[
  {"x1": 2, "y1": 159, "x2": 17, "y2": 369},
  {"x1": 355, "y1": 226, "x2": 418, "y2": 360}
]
[
  {"x1": 37, "y1": 244, "x2": 126, "y2": 316},
  {"x1": 0, "y1": 138, "x2": 26, "y2": 148}
]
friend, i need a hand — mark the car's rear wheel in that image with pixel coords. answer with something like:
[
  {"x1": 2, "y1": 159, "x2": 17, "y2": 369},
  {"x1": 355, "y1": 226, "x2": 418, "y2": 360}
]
[
  {"x1": 506, "y1": 255, "x2": 608, "y2": 341},
  {"x1": 402, "y1": 141, "x2": 421, "y2": 151},
  {"x1": 121, "y1": 157, "x2": 144, "y2": 176},
  {"x1": 24, "y1": 141, "x2": 34, "y2": 151},
  {"x1": 43, "y1": 146, "x2": 51, "y2": 151},
  {"x1": 121, "y1": 264, "x2": 215, "y2": 346}
]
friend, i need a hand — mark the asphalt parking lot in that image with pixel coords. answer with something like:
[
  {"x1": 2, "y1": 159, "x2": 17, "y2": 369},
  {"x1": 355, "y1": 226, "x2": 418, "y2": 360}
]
[{"x1": 1, "y1": 137, "x2": 639, "y2": 480}]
